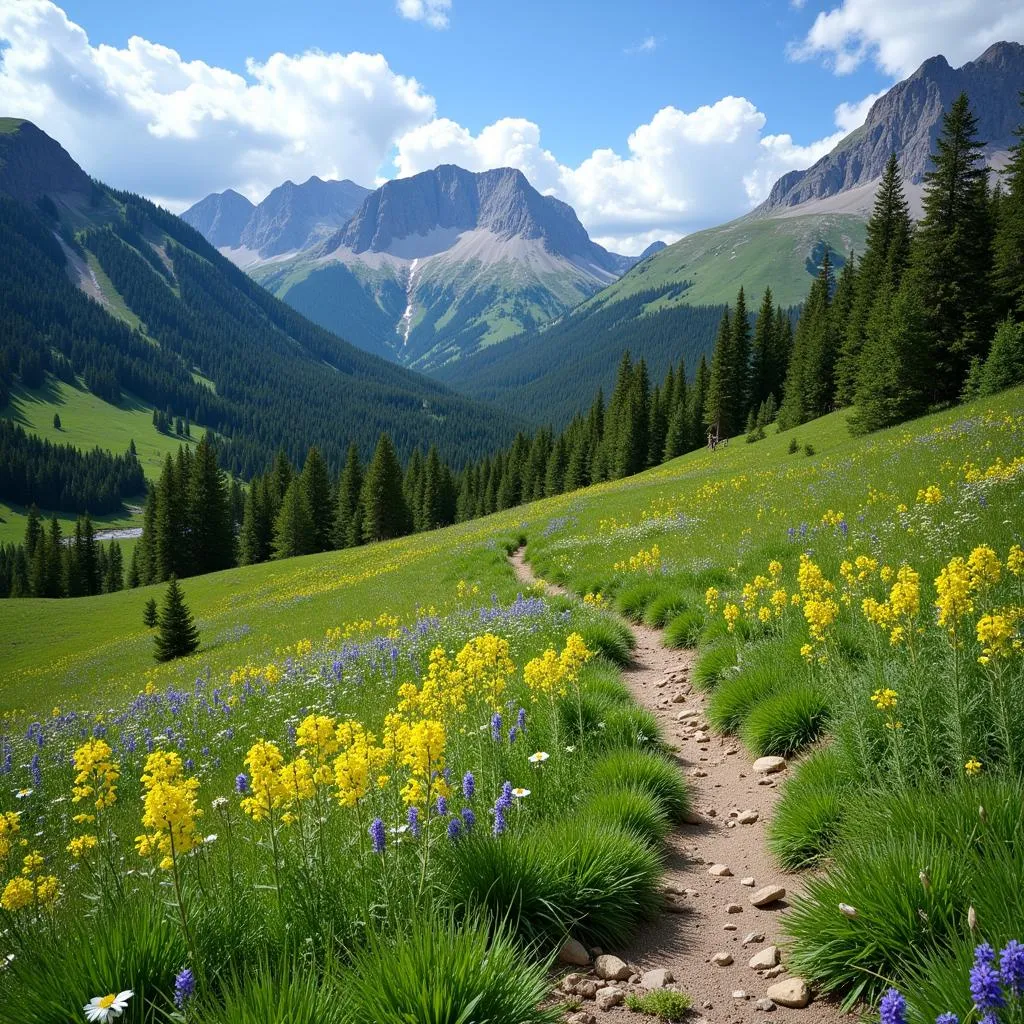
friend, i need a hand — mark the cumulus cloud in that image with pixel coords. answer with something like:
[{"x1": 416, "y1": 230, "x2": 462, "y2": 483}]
[
  {"x1": 0, "y1": 0, "x2": 436, "y2": 205},
  {"x1": 396, "y1": 0, "x2": 451, "y2": 29},
  {"x1": 395, "y1": 92, "x2": 880, "y2": 253},
  {"x1": 789, "y1": 0, "x2": 1024, "y2": 77},
  {"x1": 625, "y1": 36, "x2": 658, "y2": 55}
]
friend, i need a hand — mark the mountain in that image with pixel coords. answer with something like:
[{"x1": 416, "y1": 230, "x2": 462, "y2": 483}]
[
  {"x1": 187, "y1": 164, "x2": 639, "y2": 369},
  {"x1": 0, "y1": 119, "x2": 518, "y2": 483},
  {"x1": 183, "y1": 176, "x2": 371, "y2": 260},
  {"x1": 441, "y1": 41, "x2": 1023, "y2": 423}
]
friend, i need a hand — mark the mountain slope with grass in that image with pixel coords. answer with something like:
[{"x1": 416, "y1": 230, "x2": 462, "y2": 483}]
[{"x1": 0, "y1": 120, "x2": 519, "y2": 488}]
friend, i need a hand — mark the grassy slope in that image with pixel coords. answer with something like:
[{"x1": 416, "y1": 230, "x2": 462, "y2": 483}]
[
  {"x1": 0, "y1": 376, "x2": 204, "y2": 544},
  {"x1": 584, "y1": 213, "x2": 868, "y2": 312},
  {"x1": 3, "y1": 387, "x2": 1022, "y2": 721}
]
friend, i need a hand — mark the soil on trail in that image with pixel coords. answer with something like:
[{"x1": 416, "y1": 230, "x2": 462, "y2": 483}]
[{"x1": 509, "y1": 548, "x2": 845, "y2": 1024}]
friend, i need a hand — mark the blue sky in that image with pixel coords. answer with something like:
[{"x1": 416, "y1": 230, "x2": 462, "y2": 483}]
[{"x1": 3, "y1": 0, "x2": 1021, "y2": 251}]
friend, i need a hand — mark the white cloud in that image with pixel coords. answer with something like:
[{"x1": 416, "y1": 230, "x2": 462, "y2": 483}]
[
  {"x1": 396, "y1": 0, "x2": 451, "y2": 29},
  {"x1": 789, "y1": 0, "x2": 1024, "y2": 77},
  {"x1": 625, "y1": 36, "x2": 658, "y2": 55},
  {"x1": 0, "y1": 0, "x2": 436, "y2": 204},
  {"x1": 395, "y1": 92, "x2": 880, "y2": 254}
]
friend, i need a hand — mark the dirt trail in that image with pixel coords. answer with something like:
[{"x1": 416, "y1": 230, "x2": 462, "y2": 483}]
[{"x1": 509, "y1": 548, "x2": 844, "y2": 1024}]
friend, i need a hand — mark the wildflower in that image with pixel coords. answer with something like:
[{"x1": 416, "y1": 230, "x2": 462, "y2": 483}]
[
  {"x1": 528, "y1": 751, "x2": 550, "y2": 764},
  {"x1": 407, "y1": 806, "x2": 421, "y2": 838},
  {"x1": 508, "y1": 726, "x2": 518, "y2": 744},
  {"x1": 435, "y1": 794, "x2": 448, "y2": 816},
  {"x1": 173, "y1": 968, "x2": 195, "y2": 1009},
  {"x1": 462, "y1": 771, "x2": 475, "y2": 799},
  {"x1": 965, "y1": 759, "x2": 983, "y2": 776},
  {"x1": 517, "y1": 707, "x2": 527, "y2": 730},
  {"x1": 490, "y1": 712, "x2": 503, "y2": 742},
  {"x1": 84, "y1": 990, "x2": 133, "y2": 1022},
  {"x1": 67, "y1": 834, "x2": 98, "y2": 859},
  {"x1": 0, "y1": 876, "x2": 33, "y2": 912},
  {"x1": 0, "y1": 810, "x2": 20, "y2": 865},
  {"x1": 446, "y1": 817, "x2": 462, "y2": 843},
  {"x1": 234, "y1": 773, "x2": 248, "y2": 794},
  {"x1": 369, "y1": 817, "x2": 386, "y2": 854},
  {"x1": 135, "y1": 752, "x2": 202, "y2": 869},
  {"x1": 492, "y1": 805, "x2": 506, "y2": 836},
  {"x1": 871, "y1": 688, "x2": 899, "y2": 712},
  {"x1": 461, "y1": 807, "x2": 475, "y2": 830},
  {"x1": 211, "y1": 796, "x2": 228, "y2": 810},
  {"x1": 879, "y1": 988, "x2": 906, "y2": 1024},
  {"x1": 511, "y1": 787, "x2": 530, "y2": 799},
  {"x1": 970, "y1": 944, "x2": 1005, "y2": 1013},
  {"x1": 935, "y1": 1015, "x2": 959, "y2": 1024},
  {"x1": 705, "y1": 587, "x2": 720, "y2": 612},
  {"x1": 72, "y1": 739, "x2": 119, "y2": 812},
  {"x1": 723, "y1": 603, "x2": 740, "y2": 633},
  {"x1": 1001, "y1": 939, "x2": 1024, "y2": 996},
  {"x1": 916, "y1": 485, "x2": 942, "y2": 505},
  {"x1": 967, "y1": 545, "x2": 1001, "y2": 589},
  {"x1": 1007, "y1": 544, "x2": 1024, "y2": 577}
]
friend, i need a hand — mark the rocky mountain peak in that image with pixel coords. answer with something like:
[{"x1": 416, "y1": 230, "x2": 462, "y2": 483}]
[{"x1": 0, "y1": 118, "x2": 94, "y2": 205}]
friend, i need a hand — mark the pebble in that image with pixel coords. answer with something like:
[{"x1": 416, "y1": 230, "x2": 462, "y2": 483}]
[
  {"x1": 765, "y1": 965, "x2": 786, "y2": 979},
  {"x1": 594, "y1": 955, "x2": 631, "y2": 981},
  {"x1": 558, "y1": 938, "x2": 590, "y2": 966},
  {"x1": 711, "y1": 951, "x2": 734, "y2": 966},
  {"x1": 708, "y1": 864, "x2": 732, "y2": 876},
  {"x1": 766, "y1": 978, "x2": 811, "y2": 1009},
  {"x1": 691, "y1": 769, "x2": 708, "y2": 778},
  {"x1": 595, "y1": 987, "x2": 624, "y2": 1011},
  {"x1": 748, "y1": 946, "x2": 781, "y2": 971},
  {"x1": 750, "y1": 885, "x2": 786, "y2": 907},
  {"x1": 752, "y1": 756, "x2": 787, "y2": 774},
  {"x1": 737, "y1": 809, "x2": 760, "y2": 824},
  {"x1": 566, "y1": 1013, "x2": 597, "y2": 1024},
  {"x1": 726, "y1": 903, "x2": 744, "y2": 914},
  {"x1": 755, "y1": 999, "x2": 776, "y2": 1012},
  {"x1": 641, "y1": 968, "x2": 674, "y2": 989},
  {"x1": 741, "y1": 877, "x2": 756, "y2": 886},
  {"x1": 742, "y1": 931, "x2": 766, "y2": 945},
  {"x1": 681, "y1": 809, "x2": 704, "y2": 825},
  {"x1": 732, "y1": 990, "x2": 749, "y2": 1000}
]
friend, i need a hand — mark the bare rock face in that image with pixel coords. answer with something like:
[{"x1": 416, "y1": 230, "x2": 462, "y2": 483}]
[
  {"x1": 756, "y1": 41, "x2": 1024, "y2": 216},
  {"x1": 593, "y1": 954, "x2": 631, "y2": 981},
  {"x1": 0, "y1": 120, "x2": 94, "y2": 204}
]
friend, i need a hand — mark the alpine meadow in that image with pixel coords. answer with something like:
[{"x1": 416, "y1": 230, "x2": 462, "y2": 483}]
[{"x1": 1, "y1": 5, "x2": 1024, "y2": 1024}]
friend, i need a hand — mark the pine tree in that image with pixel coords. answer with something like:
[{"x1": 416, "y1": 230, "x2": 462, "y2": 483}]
[
  {"x1": 543, "y1": 435, "x2": 568, "y2": 496},
  {"x1": 993, "y1": 93, "x2": 1024, "y2": 317},
  {"x1": 127, "y1": 546, "x2": 141, "y2": 589},
  {"x1": 23, "y1": 504, "x2": 42, "y2": 561},
  {"x1": 837, "y1": 155, "x2": 913, "y2": 405},
  {"x1": 704, "y1": 308, "x2": 734, "y2": 438},
  {"x1": 334, "y1": 442, "x2": 364, "y2": 548},
  {"x1": 239, "y1": 477, "x2": 272, "y2": 565},
  {"x1": 44, "y1": 516, "x2": 63, "y2": 597},
  {"x1": 750, "y1": 287, "x2": 778, "y2": 411},
  {"x1": 978, "y1": 316, "x2": 1024, "y2": 395},
  {"x1": 732, "y1": 286, "x2": 751, "y2": 420},
  {"x1": 188, "y1": 434, "x2": 234, "y2": 574},
  {"x1": 105, "y1": 541, "x2": 124, "y2": 593},
  {"x1": 361, "y1": 434, "x2": 409, "y2": 543},
  {"x1": 269, "y1": 449, "x2": 293, "y2": 510},
  {"x1": 690, "y1": 354, "x2": 710, "y2": 445},
  {"x1": 910, "y1": 92, "x2": 993, "y2": 400},
  {"x1": 300, "y1": 446, "x2": 335, "y2": 552},
  {"x1": 272, "y1": 478, "x2": 314, "y2": 559},
  {"x1": 138, "y1": 485, "x2": 158, "y2": 585},
  {"x1": 154, "y1": 452, "x2": 187, "y2": 580},
  {"x1": 421, "y1": 446, "x2": 446, "y2": 530},
  {"x1": 52, "y1": 413, "x2": 61, "y2": 430},
  {"x1": 79, "y1": 514, "x2": 100, "y2": 596},
  {"x1": 143, "y1": 597, "x2": 158, "y2": 628},
  {"x1": 153, "y1": 576, "x2": 200, "y2": 662}
]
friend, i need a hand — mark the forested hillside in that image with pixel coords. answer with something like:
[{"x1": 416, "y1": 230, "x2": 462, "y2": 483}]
[{"x1": 0, "y1": 122, "x2": 518, "y2": 484}]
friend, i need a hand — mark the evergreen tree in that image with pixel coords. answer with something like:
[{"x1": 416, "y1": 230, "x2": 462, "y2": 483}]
[
  {"x1": 23, "y1": 504, "x2": 42, "y2": 561},
  {"x1": 44, "y1": 516, "x2": 63, "y2": 597},
  {"x1": 750, "y1": 287, "x2": 778, "y2": 411},
  {"x1": 105, "y1": 541, "x2": 124, "y2": 593},
  {"x1": 690, "y1": 354, "x2": 711, "y2": 445},
  {"x1": 272, "y1": 478, "x2": 314, "y2": 559},
  {"x1": 138, "y1": 485, "x2": 158, "y2": 585},
  {"x1": 143, "y1": 596, "x2": 158, "y2": 628},
  {"x1": 334, "y1": 442, "x2": 364, "y2": 548},
  {"x1": 977, "y1": 316, "x2": 1024, "y2": 395},
  {"x1": 269, "y1": 449, "x2": 293, "y2": 509},
  {"x1": 127, "y1": 546, "x2": 141, "y2": 589},
  {"x1": 154, "y1": 452, "x2": 188, "y2": 580},
  {"x1": 52, "y1": 413, "x2": 61, "y2": 430},
  {"x1": 910, "y1": 92, "x2": 993, "y2": 400},
  {"x1": 993, "y1": 93, "x2": 1024, "y2": 317},
  {"x1": 837, "y1": 154, "x2": 913, "y2": 405},
  {"x1": 300, "y1": 446, "x2": 335, "y2": 553},
  {"x1": 732, "y1": 286, "x2": 751, "y2": 420},
  {"x1": 79, "y1": 513, "x2": 100, "y2": 596},
  {"x1": 361, "y1": 434, "x2": 409, "y2": 543},
  {"x1": 153, "y1": 576, "x2": 200, "y2": 662},
  {"x1": 188, "y1": 434, "x2": 234, "y2": 573},
  {"x1": 704, "y1": 308, "x2": 734, "y2": 438},
  {"x1": 238, "y1": 477, "x2": 273, "y2": 565},
  {"x1": 544, "y1": 435, "x2": 568, "y2": 496}
]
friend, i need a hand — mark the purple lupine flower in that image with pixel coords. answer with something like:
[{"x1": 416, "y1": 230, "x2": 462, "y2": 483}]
[
  {"x1": 508, "y1": 726, "x2": 518, "y2": 745},
  {"x1": 435, "y1": 795, "x2": 448, "y2": 816},
  {"x1": 174, "y1": 968, "x2": 196, "y2": 1008},
  {"x1": 462, "y1": 771, "x2": 475, "y2": 799},
  {"x1": 970, "y1": 945, "x2": 1006, "y2": 1013},
  {"x1": 517, "y1": 707, "x2": 527, "y2": 731},
  {"x1": 29, "y1": 753, "x2": 41, "y2": 787},
  {"x1": 1000, "y1": 939, "x2": 1024, "y2": 996},
  {"x1": 407, "y1": 805, "x2": 421, "y2": 838},
  {"x1": 369, "y1": 817, "x2": 386, "y2": 854},
  {"x1": 461, "y1": 808, "x2": 476, "y2": 830},
  {"x1": 235, "y1": 773, "x2": 249, "y2": 794},
  {"x1": 447, "y1": 817, "x2": 462, "y2": 842},
  {"x1": 879, "y1": 989, "x2": 906, "y2": 1024},
  {"x1": 935, "y1": 1015, "x2": 960, "y2": 1024},
  {"x1": 490, "y1": 712, "x2": 503, "y2": 742},
  {"x1": 492, "y1": 805, "x2": 506, "y2": 837}
]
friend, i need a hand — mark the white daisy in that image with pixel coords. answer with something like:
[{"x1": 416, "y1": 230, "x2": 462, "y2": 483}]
[
  {"x1": 511, "y1": 787, "x2": 531, "y2": 799},
  {"x1": 84, "y1": 989, "x2": 133, "y2": 1022},
  {"x1": 527, "y1": 751, "x2": 550, "y2": 764}
]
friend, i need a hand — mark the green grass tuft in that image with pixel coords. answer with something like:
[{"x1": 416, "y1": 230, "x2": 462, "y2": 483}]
[
  {"x1": 624, "y1": 989, "x2": 693, "y2": 1020},
  {"x1": 662, "y1": 608, "x2": 705, "y2": 648},
  {"x1": 614, "y1": 579, "x2": 664, "y2": 622},
  {"x1": 643, "y1": 590, "x2": 690, "y2": 628},
  {"x1": 578, "y1": 616, "x2": 635, "y2": 665},
  {"x1": 692, "y1": 637, "x2": 737, "y2": 690},
  {"x1": 740, "y1": 683, "x2": 830, "y2": 756},
  {"x1": 587, "y1": 749, "x2": 690, "y2": 822},
  {"x1": 581, "y1": 785, "x2": 671, "y2": 847}
]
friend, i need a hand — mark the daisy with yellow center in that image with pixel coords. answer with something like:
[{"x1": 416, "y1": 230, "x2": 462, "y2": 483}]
[
  {"x1": 84, "y1": 989, "x2": 133, "y2": 1022},
  {"x1": 528, "y1": 751, "x2": 550, "y2": 764},
  {"x1": 511, "y1": 787, "x2": 531, "y2": 798}
]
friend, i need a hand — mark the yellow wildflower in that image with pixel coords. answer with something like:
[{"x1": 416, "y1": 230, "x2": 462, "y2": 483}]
[{"x1": 965, "y1": 758, "x2": 982, "y2": 776}]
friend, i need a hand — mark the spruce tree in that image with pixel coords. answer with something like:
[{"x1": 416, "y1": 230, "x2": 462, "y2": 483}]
[
  {"x1": 188, "y1": 434, "x2": 234, "y2": 574},
  {"x1": 105, "y1": 541, "x2": 124, "y2": 593},
  {"x1": 44, "y1": 516, "x2": 63, "y2": 597},
  {"x1": 704, "y1": 308, "x2": 734, "y2": 438},
  {"x1": 732, "y1": 286, "x2": 751, "y2": 420},
  {"x1": 127, "y1": 547, "x2": 141, "y2": 589},
  {"x1": 750, "y1": 287, "x2": 778, "y2": 411},
  {"x1": 690, "y1": 354, "x2": 711, "y2": 445},
  {"x1": 272, "y1": 478, "x2": 314, "y2": 559},
  {"x1": 24, "y1": 504, "x2": 42, "y2": 560},
  {"x1": 978, "y1": 316, "x2": 1024, "y2": 395},
  {"x1": 154, "y1": 452, "x2": 188, "y2": 581},
  {"x1": 79, "y1": 514, "x2": 100, "y2": 596},
  {"x1": 334, "y1": 443, "x2": 364, "y2": 548},
  {"x1": 910, "y1": 92, "x2": 993, "y2": 400},
  {"x1": 993, "y1": 93, "x2": 1024, "y2": 317},
  {"x1": 361, "y1": 434, "x2": 409, "y2": 543},
  {"x1": 837, "y1": 154, "x2": 913, "y2": 406},
  {"x1": 544, "y1": 436, "x2": 568, "y2": 496},
  {"x1": 143, "y1": 596, "x2": 158, "y2": 628},
  {"x1": 153, "y1": 576, "x2": 200, "y2": 662},
  {"x1": 300, "y1": 446, "x2": 335, "y2": 553}
]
